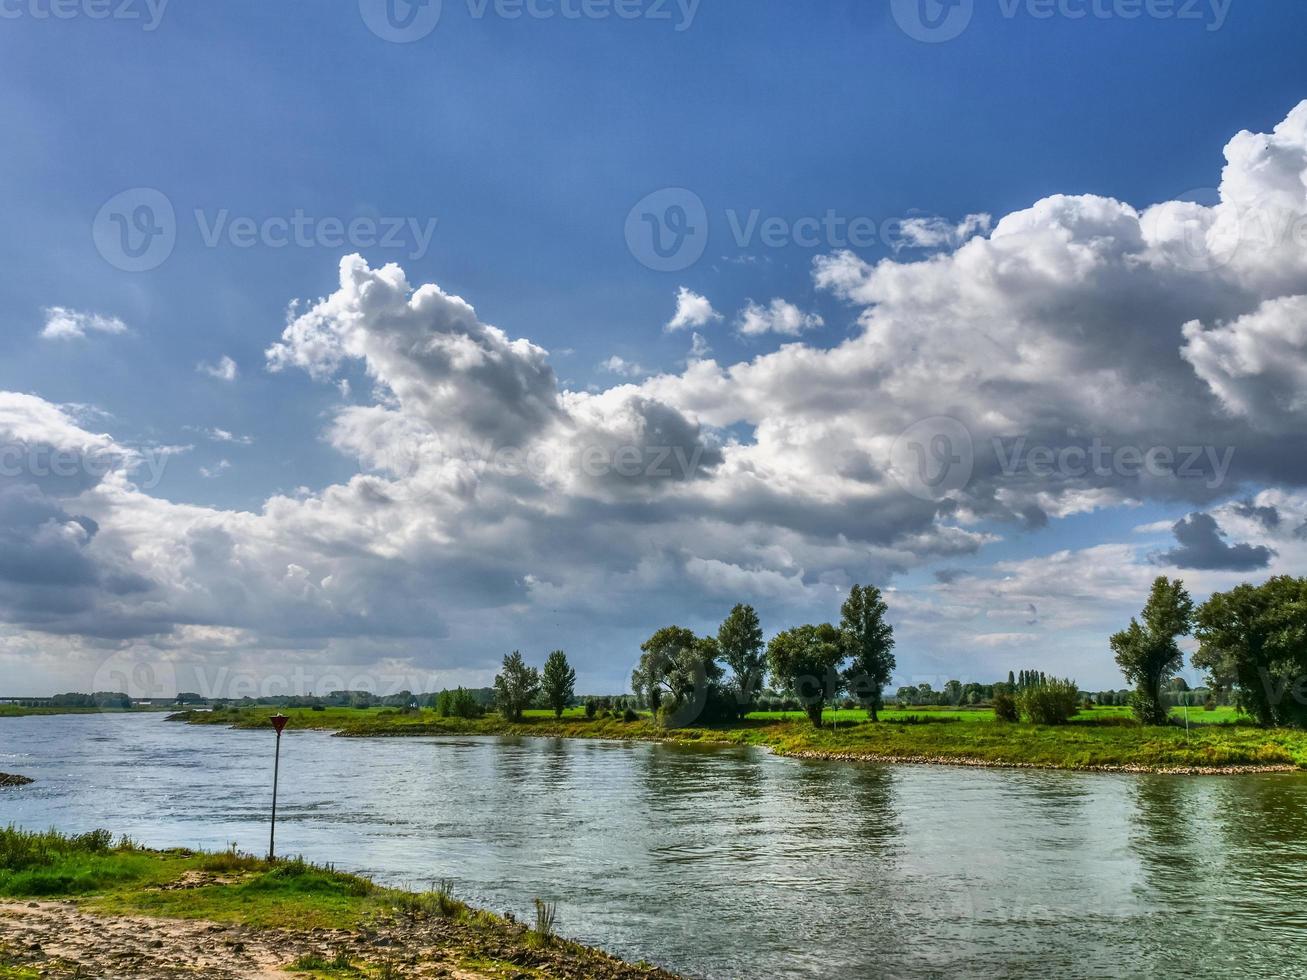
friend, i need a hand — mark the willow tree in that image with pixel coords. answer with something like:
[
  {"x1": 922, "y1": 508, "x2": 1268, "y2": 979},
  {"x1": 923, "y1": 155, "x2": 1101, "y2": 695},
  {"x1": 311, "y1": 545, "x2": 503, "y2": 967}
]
[{"x1": 1110, "y1": 577, "x2": 1193, "y2": 725}]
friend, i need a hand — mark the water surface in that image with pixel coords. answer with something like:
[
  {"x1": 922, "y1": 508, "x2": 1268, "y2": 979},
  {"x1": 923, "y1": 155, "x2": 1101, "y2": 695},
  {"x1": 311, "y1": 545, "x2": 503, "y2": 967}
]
[{"x1": 3, "y1": 713, "x2": 1306, "y2": 978}]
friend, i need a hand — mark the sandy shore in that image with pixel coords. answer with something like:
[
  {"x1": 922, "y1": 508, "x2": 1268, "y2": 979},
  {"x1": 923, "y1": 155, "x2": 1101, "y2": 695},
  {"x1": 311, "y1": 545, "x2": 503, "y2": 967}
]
[{"x1": 0, "y1": 899, "x2": 679, "y2": 979}]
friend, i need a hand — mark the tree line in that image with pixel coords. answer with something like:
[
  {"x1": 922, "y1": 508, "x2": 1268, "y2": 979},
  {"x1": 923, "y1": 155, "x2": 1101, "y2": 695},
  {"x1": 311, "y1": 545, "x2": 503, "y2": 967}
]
[
  {"x1": 1112, "y1": 574, "x2": 1307, "y2": 728},
  {"x1": 630, "y1": 585, "x2": 896, "y2": 728}
]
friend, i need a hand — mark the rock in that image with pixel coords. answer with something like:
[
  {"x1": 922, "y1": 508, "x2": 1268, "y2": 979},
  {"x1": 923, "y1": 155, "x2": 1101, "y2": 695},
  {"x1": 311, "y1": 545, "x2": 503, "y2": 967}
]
[{"x1": 0, "y1": 772, "x2": 34, "y2": 787}]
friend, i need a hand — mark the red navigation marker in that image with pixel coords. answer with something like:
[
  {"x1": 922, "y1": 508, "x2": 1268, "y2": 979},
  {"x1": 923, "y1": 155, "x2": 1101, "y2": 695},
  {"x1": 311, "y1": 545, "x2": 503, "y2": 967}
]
[{"x1": 270, "y1": 714, "x2": 289, "y2": 734}]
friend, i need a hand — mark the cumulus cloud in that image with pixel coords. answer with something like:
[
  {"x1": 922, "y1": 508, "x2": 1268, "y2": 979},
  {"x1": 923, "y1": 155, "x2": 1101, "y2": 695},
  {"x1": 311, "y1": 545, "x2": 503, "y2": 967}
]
[
  {"x1": 1154, "y1": 511, "x2": 1276, "y2": 570},
  {"x1": 40, "y1": 308, "x2": 127, "y2": 341},
  {"x1": 735, "y1": 298, "x2": 824, "y2": 337},
  {"x1": 12, "y1": 104, "x2": 1307, "y2": 690},
  {"x1": 197, "y1": 356, "x2": 239, "y2": 382},
  {"x1": 666, "y1": 287, "x2": 722, "y2": 331}
]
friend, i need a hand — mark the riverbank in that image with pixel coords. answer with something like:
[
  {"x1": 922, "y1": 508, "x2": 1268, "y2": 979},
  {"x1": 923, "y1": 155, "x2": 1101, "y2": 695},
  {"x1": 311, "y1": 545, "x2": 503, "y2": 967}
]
[
  {"x1": 168, "y1": 705, "x2": 1307, "y2": 773},
  {"x1": 0, "y1": 827, "x2": 677, "y2": 979}
]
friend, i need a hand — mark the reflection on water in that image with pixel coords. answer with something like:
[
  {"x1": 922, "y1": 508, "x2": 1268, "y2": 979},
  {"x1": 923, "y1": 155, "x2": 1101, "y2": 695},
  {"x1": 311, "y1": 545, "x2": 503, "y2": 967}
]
[{"x1": 3, "y1": 714, "x2": 1307, "y2": 978}]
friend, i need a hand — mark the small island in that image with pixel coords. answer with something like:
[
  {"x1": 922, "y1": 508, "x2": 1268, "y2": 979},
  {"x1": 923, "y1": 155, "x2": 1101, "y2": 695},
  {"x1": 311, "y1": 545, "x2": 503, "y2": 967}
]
[{"x1": 0, "y1": 773, "x2": 33, "y2": 787}]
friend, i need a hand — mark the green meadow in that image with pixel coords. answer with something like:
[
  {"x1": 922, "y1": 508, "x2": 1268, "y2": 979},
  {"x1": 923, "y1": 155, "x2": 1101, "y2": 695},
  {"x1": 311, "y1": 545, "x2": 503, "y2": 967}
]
[{"x1": 170, "y1": 703, "x2": 1306, "y2": 772}]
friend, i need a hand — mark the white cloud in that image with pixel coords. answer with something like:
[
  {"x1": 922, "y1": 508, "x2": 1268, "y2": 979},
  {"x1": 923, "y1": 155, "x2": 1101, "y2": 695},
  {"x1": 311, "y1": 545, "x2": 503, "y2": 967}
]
[
  {"x1": 10, "y1": 104, "x2": 1307, "y2": 690},
  {"x1": 40, "y1": 307, "x2": 127, "y2": 341},
  {"x1": 200, "y1": 459, "x2": 231, "y2": 479},
  {"x1": 598, "y1": 355, "x2": 648, "y2": 378},
  {"x1": 735, "y1": 298, "x2": 824, "y2": 337},
  {"x1": 665, "y1": 287, "x2": 722, "y2": 331},
  {"x1": 894, "y1": 213, "x2": 992, "y2": 251},
  {"x1": 197, "y1": 356, "x2": 239, "y2": 382}
]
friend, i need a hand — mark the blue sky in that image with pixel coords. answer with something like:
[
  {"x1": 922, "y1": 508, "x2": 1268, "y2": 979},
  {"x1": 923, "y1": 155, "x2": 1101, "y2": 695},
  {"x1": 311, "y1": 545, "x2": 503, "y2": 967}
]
[{"x1": 3, "y1": 0, "x2": 1307, "y2": 695}]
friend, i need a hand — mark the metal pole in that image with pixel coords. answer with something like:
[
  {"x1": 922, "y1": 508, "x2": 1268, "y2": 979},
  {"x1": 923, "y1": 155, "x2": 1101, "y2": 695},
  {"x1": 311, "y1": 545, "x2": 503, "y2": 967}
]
[
  {"x1": 268, "y1": 714, "x2": 288, "y2": 861},
  {"x1": 269, "y1": 729, "x2": 281, "y2": 861}
]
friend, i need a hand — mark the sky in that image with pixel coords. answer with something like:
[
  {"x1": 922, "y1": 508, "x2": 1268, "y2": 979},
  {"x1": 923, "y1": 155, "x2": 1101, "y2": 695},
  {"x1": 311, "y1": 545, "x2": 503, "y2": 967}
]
[{"x1": 2, "y1": 0, "x2": 1307, "y2": 698}]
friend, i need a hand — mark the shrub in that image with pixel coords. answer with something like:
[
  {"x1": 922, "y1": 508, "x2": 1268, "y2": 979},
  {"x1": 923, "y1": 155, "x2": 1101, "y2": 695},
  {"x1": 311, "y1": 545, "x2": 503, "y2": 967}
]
[
  {"x1": 583, "y1": 698, "x2": 597, "y2": 719},
  {"x1": 992, "y1": 692, "x2": 1019, "y2": 722},
  {"x1": 622, "y1": 707, "x2": 638, "y2": 722},
  {"x1": 435, "y1": 688, "x2": 484, "y2": 720},
  {"x1": 1017, "y1": 677, "x2": 1080, "y2": 725}
]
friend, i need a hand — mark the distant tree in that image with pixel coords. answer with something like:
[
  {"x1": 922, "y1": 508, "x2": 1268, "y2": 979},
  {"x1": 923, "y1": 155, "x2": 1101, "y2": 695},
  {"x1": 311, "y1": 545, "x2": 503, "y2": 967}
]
[
  {"x1": 633, "y1": 626, "x2": 724, "y2": 726},
  {"x1": 943, "y1": 679, "x2": 963, "y2": 706},
  {"x1": 1008, "y1": 670, "x2": 1016, "y2": 688},
  {"x1": 493, "y1": 651, "x2": 541, "y2": 722},
  {"x1": 839, "y1": 584, "x2": 896, "y2": 721},
  {"x1": 717, "y1": 604, "x2": 766, "y2": 719},
  {"x1": 766, "y1": 623, "x2": 846, "y2": 727},
  {"x1": 540, "y1": 650, "x2": 576, "y2": 718},
  {"x1": 1111, "y1": 576, "x2": 1194, "y2": 725}
]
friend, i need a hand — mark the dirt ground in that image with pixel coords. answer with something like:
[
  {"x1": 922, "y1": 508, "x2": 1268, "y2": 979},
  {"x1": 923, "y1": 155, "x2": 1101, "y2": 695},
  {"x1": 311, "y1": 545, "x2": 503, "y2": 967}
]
[{"x1": 0, "y1": 900, "x2": 678, "y2": 979}]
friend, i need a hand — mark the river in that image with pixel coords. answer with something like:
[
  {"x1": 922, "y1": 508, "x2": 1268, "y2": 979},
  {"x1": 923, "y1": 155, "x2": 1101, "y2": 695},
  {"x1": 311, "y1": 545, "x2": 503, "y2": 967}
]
[{"x1": 3, "y1": 713, "x2": 1306, "y2": 978}]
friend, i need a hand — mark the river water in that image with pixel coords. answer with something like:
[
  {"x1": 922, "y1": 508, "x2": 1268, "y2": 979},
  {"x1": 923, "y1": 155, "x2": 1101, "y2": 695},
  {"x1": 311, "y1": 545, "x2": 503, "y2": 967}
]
[{"x1": 3, "y1": 713, "x2": 1306, "y2": 978}]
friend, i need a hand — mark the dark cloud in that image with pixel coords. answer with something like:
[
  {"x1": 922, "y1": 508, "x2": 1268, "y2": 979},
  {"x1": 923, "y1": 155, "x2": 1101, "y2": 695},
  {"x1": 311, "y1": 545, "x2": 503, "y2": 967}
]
[
  {"x1": 1155, "y1": 512, "x2": 1276, "y2": 571},
  {"x1": 933, "y1": 568, "x2": 966, "y2": 585},
  {"x1": 1232, "y1": 499, "x2": 1281, "y2": 529}
]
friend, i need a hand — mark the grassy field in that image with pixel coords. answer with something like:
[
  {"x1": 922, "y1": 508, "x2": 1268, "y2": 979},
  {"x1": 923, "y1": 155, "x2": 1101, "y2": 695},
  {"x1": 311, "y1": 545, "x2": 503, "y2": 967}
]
[
  {"x1": 168, "y1": 702, "x2": 1307, "y2": 773},
  {"x1": 0, "y1": 826, "x2": 674, "y2": 979}
]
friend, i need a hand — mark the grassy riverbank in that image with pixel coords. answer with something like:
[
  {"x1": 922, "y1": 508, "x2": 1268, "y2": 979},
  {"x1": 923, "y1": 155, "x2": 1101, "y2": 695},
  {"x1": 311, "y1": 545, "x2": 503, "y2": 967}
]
[
  {"x1": 0, "y1": 705, "x2": 167, "y2": 718},
  {"x1": 0, "y1": 826, "x2": 675, "y2": 979},
  {"x1": 169, "y1": 704, "x2": 1307, "y2": 773}
]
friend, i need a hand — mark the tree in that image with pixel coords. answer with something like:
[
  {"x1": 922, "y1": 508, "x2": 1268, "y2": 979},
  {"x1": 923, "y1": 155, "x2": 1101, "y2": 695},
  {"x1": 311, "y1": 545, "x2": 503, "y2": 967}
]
[
  {"x1": 633, "y1": 626, "x2": 724, "y2": 727},
  {"x1": 540, "y1": 650, "x2": 576, "y2": 719},
  {"x1": 839, "y1": 584, "x2": 896, "y2": 721},
  {"x1": 766, "y1": 623, "x2": 845, "y2": 726},
  {"x1": 1110, "y1": 576, "x2": 1194, "y2": 725},
  {"x1": 718, "y1": 604, "x2": 766, "y2": 719},
  {"x1": 493, "y1": 651, "x2": 540, "y2": 722},
  {"x1": 1194, "y1": 576, "x2": 1307, "y2": 728}
]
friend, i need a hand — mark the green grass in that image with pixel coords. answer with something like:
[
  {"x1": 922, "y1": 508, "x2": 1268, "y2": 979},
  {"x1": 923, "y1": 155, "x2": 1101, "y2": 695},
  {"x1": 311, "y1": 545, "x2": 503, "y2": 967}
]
[
  {"x1": 170, "y1": 702, "x2": 1303, "y2": 772},
  {"x1": 0, "y1": 827, "x2": 674, "y2": 979}
]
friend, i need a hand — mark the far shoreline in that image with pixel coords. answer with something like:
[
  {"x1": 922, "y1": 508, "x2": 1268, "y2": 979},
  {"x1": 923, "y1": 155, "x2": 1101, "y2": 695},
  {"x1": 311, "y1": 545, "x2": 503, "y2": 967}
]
[{"x1": 164, "y1": 706, "x2": 1307, "y2": 777}]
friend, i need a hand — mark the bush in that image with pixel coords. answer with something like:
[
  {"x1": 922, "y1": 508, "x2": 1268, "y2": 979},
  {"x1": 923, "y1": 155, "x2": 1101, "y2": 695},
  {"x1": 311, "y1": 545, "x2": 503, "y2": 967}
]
[
  {"x1": 992, "y1": 692, "x2": 1019, "y2": 723},
  {"x1": 435, "y1": 687, "x2": 484, "y2": 719},
  {"x1": 1017, "y1": 677, "x2": 1080, "y2": 725},
  {"x1": 622, "y1": 707, "x2": 638, "y2": 722},
  {"x1": 584, "y1": 699, "x2": 597, "y2": 719}
]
